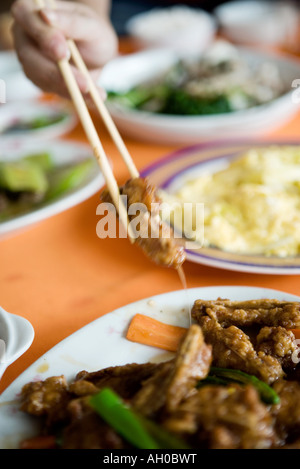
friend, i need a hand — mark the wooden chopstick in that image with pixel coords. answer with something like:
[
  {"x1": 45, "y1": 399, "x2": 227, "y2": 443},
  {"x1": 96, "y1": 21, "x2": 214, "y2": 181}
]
[
  {"x1": 46, "y1": 0, "x2": 139, "y2": 179},
  {"x1": 66, "y1": 40, "x2": 140, "y2": 179},
  {"x1": 34, "y1": 0, "x2": 135, "y2": 242}
]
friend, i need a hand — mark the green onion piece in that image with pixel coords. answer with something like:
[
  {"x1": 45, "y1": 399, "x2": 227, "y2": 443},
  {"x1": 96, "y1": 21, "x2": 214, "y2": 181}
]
[
  {"x1": 138, "y1": 416, "x2": 191, "y2": 449},
  {"x1": 209, "y1": 367, "x2": 280, "y2": 405},
  {"x1": 90, "y1": 388, "x2": 160, "y2": 449},
  {"x1": 197, "y1": 376, "x2": 229, "y2": 388},
  {"x1": 90, "y1": 388, "x2": 190, "y2": 449}
]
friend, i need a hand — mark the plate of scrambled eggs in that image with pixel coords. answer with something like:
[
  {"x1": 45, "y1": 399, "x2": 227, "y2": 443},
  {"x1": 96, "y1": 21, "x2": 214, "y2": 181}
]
[{"x1": 141, "y1": 141, "x2": 300, "y2": 274}]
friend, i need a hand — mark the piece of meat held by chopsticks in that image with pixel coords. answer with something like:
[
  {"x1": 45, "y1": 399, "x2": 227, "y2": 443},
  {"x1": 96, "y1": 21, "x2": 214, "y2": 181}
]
[
  {"x1": 101, "y1": 177, "x2": 186, "y2": 269},
  {"x1": 33, "y1": 0, "x2": 185, "y2": 270}
]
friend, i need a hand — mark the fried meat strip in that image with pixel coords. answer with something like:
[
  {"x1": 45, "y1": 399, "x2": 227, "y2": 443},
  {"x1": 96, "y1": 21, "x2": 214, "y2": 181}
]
[
  {"x1": 132, "y1": 324, "x2": 212, "y2": 417},
  {"x1": 101, "y1": 177, "x2": 186, "y2": 269},
  {"x1": 163, "y1": 384, "x2": 276, "y2": 449},
  {"x1": 192, "y1": 298, "x2": 300, "y2": 328},
  {"x1": 198, "y1": 316, "x2": 284, "y2": 384},
  {"x1": 62, "y1": 398, "x2": 128, "y2": 449},
  {"x1": 272, "y1": 380, "x2": 300, "y2": 444},
  {"x1": 256, "y1": 326, "x2": 298, "y2": 370},
  {"x1": 72, "y1": 362, "x2": 161, "y2": 400},
  {"x1": 20, "y1": 375, "x2": 71, "y2": 429}
]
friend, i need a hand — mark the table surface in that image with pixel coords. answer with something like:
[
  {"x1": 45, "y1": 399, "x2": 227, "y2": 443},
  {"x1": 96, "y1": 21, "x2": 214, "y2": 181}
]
[{"x1": 1, "y1": 42, "x2": 300, "y2": 394}]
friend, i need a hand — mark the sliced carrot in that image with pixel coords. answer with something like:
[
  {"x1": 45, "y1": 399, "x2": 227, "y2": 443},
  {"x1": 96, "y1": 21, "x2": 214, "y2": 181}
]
[
  {"x1": 126, "y1": 313, "x2": 187, "y2": 352},
  {"x1": 20, "y1": 435, "x2": 57, "y2": 449},
  {"x1": 289, "y1": 329, "x2": 300, "y2": 340}
]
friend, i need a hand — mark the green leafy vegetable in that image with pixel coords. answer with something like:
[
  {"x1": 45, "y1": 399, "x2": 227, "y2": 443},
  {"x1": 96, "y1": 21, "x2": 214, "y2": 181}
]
[
  {"x1": 24, "y1": 152, "x2": 54, "y2": 172},
  {"x1": 0, "y1": 160, "x2": 49, "y2": 193},
  {"x1": 108, "y1": 87, "x2": 233, "y2": 116},
  {"x1": 45, "y1": 159, "x2": 93, "y2": 200}
]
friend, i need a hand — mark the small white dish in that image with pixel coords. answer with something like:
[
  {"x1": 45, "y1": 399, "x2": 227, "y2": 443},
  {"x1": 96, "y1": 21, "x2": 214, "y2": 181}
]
[
  {"x1": 100, "y1": 48, "x2": 300, "y2": 145},
  {"x1": 0, "y1": 285, "x2": 297, "y2": 448},
  {"x1": 214, "y1": 1, "x2": 299, "y2": 46},
  {"x1": 0, "y1": 139, "x2": 104, "y2": 238},
  {"x1": 126, "y1": 5, "x2": 216, "y2": 56},
  {"x1": 0, "y1": 99, "x2": 77, "y2": 141},
  {"x1": 0, "y1": 306, "x2": 34, "y2": 381}
]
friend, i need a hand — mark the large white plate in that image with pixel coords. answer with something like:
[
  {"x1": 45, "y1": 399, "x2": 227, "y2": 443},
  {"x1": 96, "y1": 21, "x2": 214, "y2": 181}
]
[
  {"x1": 0, "y1": 99, "x2": 77, "y2": 141},
  {"x1": 141, "y1": 140, "x2": 300, "y2": 275},
  {"x1": 0, "y1": 285, "x2": 297, "y2": 449},
  {"x1": 99, "y1": 48, "x2": 300, "y2": 145},
  {"x1": 0, "y1": 139, "x2": 104, "y2": 238}
]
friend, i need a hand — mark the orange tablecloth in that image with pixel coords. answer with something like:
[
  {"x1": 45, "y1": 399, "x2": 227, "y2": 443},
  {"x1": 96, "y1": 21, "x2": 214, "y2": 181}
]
[{"x1": 1, "y1": 57, "x2": 300, "y2": 394}]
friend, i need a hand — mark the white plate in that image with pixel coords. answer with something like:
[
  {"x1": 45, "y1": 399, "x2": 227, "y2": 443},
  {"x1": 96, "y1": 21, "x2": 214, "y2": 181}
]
[
  {"x1": 141, "y1": 140, "x2": 300, "y2": 275},
  {"x1": 0, "y1": 306, "x2": 34, "y2": 381},
  {"x1": 99, "y1": 48, "x2": 300, "y2": 145},
  {"x1": 214, "y1": 1, "x2": 298, "y2": 46},
  {"x1": 0, "y1": 139, "x2": 104, "y2": 238},
  {"x1": 0, "y1": 100, "x2": 77, "y2": 141},
  {"x1": 0, "y1": 285, "x2": 297, "y2": 449},
  {"x1": 0, "y1": 51, "x2": 41, "y2": 102}
]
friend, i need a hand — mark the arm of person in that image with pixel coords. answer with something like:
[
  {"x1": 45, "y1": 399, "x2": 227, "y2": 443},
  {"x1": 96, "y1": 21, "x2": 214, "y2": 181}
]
[{"x1": 11, "y1": 0, "x2": 118, "y2": 97}]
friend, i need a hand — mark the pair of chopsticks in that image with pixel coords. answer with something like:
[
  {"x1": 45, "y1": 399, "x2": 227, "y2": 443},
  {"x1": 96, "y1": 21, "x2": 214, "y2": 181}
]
[{"x1": 34, "y1": 0, "x2": 139, "y2": 242}]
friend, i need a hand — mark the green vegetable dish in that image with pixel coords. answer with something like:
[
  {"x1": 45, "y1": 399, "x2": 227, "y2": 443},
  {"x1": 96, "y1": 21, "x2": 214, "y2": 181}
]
[
  {"x1": 0, "y1": 152, "x2": 94, "y2": 221},
  {"x1": 108, "y1": 42, "x2": 286, "y2": 116}
]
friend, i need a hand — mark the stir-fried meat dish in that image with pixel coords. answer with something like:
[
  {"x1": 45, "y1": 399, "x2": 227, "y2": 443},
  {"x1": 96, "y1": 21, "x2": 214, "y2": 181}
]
[
  {"x1": 19, "y1": 297, "x2": 300, "y2": 449},
  {"x1": 101, "y1": 177, "x2": 186, "y2": 269},
  {"x1": 192, "y1": 299, "x2": 300, "y2": 329}
]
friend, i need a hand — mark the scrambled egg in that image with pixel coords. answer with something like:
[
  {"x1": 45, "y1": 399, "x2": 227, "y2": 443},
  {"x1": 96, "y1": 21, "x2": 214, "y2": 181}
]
[{"x1": 169, "y1": 146, "x2": 300, "y2": 257}]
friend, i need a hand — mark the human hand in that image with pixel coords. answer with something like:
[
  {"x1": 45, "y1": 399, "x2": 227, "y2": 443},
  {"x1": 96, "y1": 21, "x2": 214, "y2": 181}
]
[{"x1": 11, "y1": 0, "x2": 118, "y2": 98}]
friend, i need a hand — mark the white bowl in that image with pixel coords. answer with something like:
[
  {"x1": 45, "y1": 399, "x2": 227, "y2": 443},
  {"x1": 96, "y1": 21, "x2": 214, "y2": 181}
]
[
  {"x1": 0, "y1": 51, "x2": 41, "y2": 102},
  {"x1": 126, "y1": 5, "x2": 216, "y2": 57},
  {"x1": 214, "y1": 1, "x2": 299, "y2": 46},
  {"x1": 100, "y1": 47, "x2": 300, "y2": 145},
  {"x1": 0, "y1": 306, "x2": 34, "y2": 380}
]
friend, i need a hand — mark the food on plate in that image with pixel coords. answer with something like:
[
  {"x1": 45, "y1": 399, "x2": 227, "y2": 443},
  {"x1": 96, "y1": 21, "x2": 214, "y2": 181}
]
[
  {"x1": 165, "y1": 145, "x2": 300, "y2": 257},
  {"x1": 0, "y1": 153, "x2": 94, "y2": 221},
  {"x1": 101, "y1": 177, "x2": 186, "y2": 269},
  {"x1": 107, "y1": 41, "x2": 286, "y2": 116},
  {"x1": 0, "y1": 113, "x2": 67, "y2": 135},
  {"x1": 18, "y1": 297, "x2": 300, "y2": 449}
]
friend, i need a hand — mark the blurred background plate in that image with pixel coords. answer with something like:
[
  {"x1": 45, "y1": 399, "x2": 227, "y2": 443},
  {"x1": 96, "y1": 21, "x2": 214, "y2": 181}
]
[
  {"x1": 125, "y1": 5, "x2": 216, "y2": 56},
  {"x1": 100, "y1": 47, "x2": 300, "y2": 145},
  {"x1": 0, "y1": 99, "x2": 77, "y2": 141},
  {"x1": 214, "y1": 1, "x2": 299, "y2": 47},
  {"x1": 0, "y1": 139, "x2": 104, "y2": 238}
]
